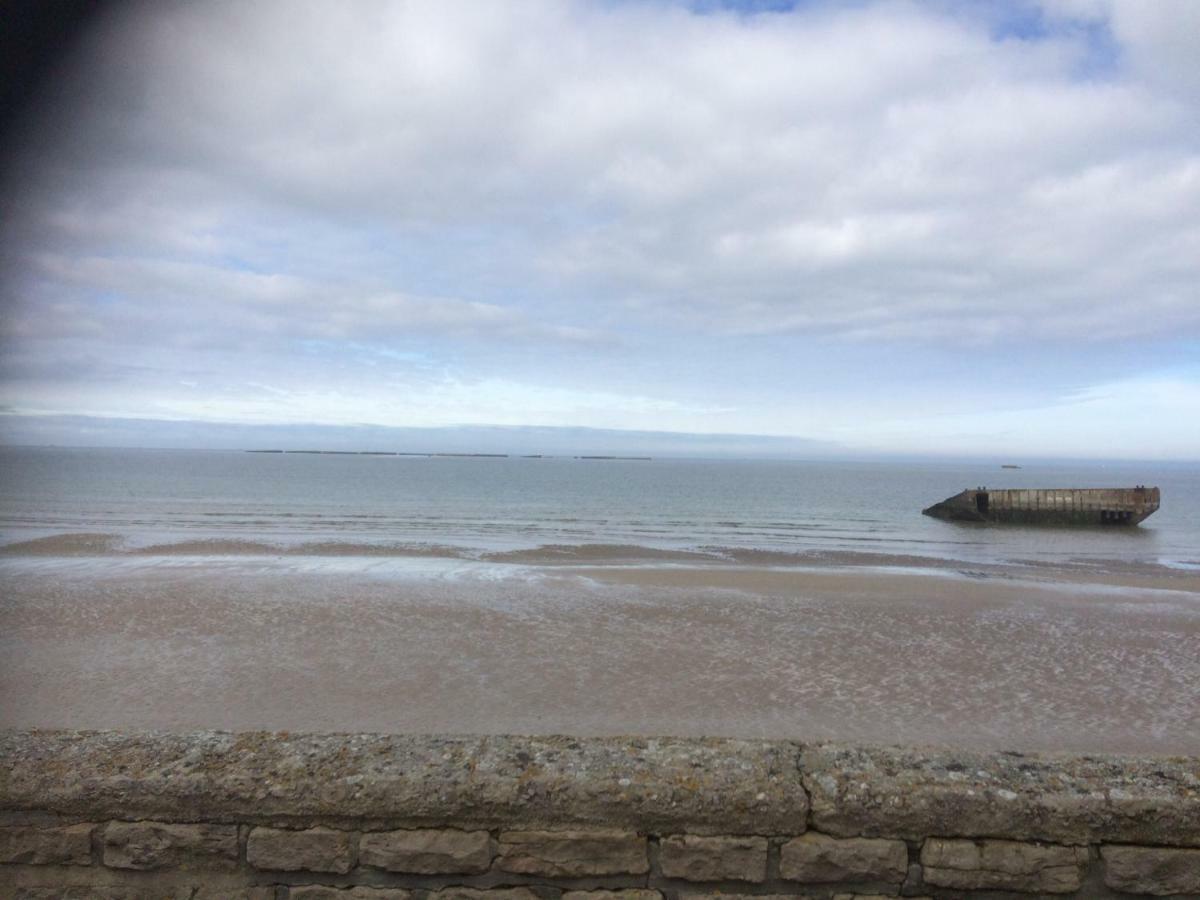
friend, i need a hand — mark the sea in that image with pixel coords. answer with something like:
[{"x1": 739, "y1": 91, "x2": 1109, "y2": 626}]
[{"x1": 1, "y1": 446, "x2": 1197, "y2": 570}]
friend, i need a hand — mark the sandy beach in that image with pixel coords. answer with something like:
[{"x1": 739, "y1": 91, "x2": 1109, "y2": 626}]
[{"x1": 2, "y1": 546, "x2": 1197, "y2": 753}]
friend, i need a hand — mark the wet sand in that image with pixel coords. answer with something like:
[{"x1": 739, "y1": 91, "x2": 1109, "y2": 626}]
[{"x1": 2, "y1": 550, "x2": 1197, "y2": 753}]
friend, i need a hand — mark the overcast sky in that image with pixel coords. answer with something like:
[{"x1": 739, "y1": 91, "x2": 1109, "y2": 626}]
[{"x1": 1, "y1": 0, "x2": 1197, "y2": 458}]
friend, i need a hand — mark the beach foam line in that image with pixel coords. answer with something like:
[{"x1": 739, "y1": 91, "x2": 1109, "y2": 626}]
[
  {"x1": 481, "y1": 543, "x2": 726, "y2": 564},
  {"x1": 3, "y1": 533, "x2": 1199, "y2": 588},
  {"x1": 0, "y1": 532, "x2": 473, "y2": 560},
  {"x1": 0, "y1": 532, "x2": 125, "y2": 556}
]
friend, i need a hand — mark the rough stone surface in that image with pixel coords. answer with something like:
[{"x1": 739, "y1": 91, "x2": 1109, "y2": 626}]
[
  {"x1": 7, "y1": 892, "x2": 271, "y2": 897},
  {"x1": 360, "y1": 828, "x2": 492, "y2": 874},
  {"x1": 659, "y1": 834, "x2": 768, "y2": 883},
  {"x1": 290, "y1": 889, "x2": 411, "y2": 900},
  {"x1": 780, "y1": 833, "x2": 907, "y2": 884},
  {"x1": 725, "y1": 896, "x2": 925, "y2": 900},
  {"x1": 496, "y1": 829, "x2": 648, "y2": 876},
  {"x1": 0, "y1": 730, "x2": 802, "y2": 836},
  {"x1": 5, "y1": 731, "x2": 1200, "y2": 899},
  {"x1": 289, "y1": 891, "x2": 552, "y2": 900},
  {"x1": 100, "y1": 820, "x2": 237, "y2": 870},
  {"x1": 429, "y1": 891, "x2": 543, "y2": 900},
  {"x1": 0, "y1": 823, "x2": 93, "y2": 865},
  {"x1": 920, "y1": 837, "x2": 1087, "y2": 893},
  {"x1": 900, "y1": 860, "x2": 924, "y2": 895},
  {"x1": 2, "y1": 885, "x2": 273, "y2": 900},
  {"x1": 1102, "y1": 844, "x2": 1200, "y2": 895},
  {"x1": 247, "y1": 825, "x2": 355, "y2": 873},
  {"x1": 9, "y1": 891, "x2": 263, "y2": 900},
  {"x1": 804, "y1": 743, "x2": 1200, "y2": 846}
]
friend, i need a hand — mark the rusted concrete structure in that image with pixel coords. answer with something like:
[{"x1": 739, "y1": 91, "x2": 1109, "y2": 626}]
[{"x1": 922, "y1": 486, "x2": 1159, "y2": 525}]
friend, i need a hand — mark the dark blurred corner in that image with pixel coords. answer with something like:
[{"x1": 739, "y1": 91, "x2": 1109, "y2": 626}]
[{"x1": 1, "y1": 0, "x2": 107, "y2": 146}]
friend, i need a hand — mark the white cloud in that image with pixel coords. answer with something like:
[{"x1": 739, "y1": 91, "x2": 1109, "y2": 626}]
[
  {"x1": 4, "y1": 370, "x2": 728, "y2": 433},
  {"x1": 1042, "y1": 0, "x2": 1200, "y2": 94},
  {"x1": 0, "y1": 0, "x2": 1197, "y2": 455},
  {"x1": 4, "y1": 0, "x2": 1193, "y2": 343},
  {"x1": 5, "y1": 253, "x2": 608, "y2": 347}
]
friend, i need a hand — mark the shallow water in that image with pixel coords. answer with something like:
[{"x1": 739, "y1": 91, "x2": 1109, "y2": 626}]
[
  {"x1": 3, "y1": 447, "x2": 1198, "y2": 749},
  {"x1": 2, "y1": 447, "x2": 1197, "y2": 569}
]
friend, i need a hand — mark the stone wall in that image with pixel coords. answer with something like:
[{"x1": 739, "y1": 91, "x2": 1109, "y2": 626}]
[{"x1": 1, "y1": 731, "x2": 1198, "y2": 899}]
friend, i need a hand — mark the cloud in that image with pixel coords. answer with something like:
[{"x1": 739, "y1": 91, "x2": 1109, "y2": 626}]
[
  {"x1": 5, "y1": 0, "x2": 1196, "y2": 340},
  {"x1": 1040, "y1": 0, "x2": 1200, "y2": 93},
  {"x1": 845, "y1": 369, "x2": 1200, "y2": 459},
  {"x1": 0, "y1": 0, "x2": 1197, "y2": 454},
  {"x1": 5, "y1": 253, "x2": 608, "y2": 348}
]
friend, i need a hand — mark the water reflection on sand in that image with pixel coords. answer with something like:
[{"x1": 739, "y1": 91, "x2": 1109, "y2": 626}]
[{"x1": 2, "y1": 550, "x2": 1197, "y2": 753}]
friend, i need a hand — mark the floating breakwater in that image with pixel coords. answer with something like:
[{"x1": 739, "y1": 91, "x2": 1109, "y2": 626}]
[{"x1": 922, "y1": 486, "x2": 1161, "y2": 525}]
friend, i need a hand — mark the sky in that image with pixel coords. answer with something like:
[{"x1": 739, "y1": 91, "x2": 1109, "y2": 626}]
[{"x1": 0, "y1": 0, "x2": 1197, "y2": 459}]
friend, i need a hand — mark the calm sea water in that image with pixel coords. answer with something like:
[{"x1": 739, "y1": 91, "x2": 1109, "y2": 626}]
[{"x1": 1, "y1": 446, "x2": 1198, "y2": 568}]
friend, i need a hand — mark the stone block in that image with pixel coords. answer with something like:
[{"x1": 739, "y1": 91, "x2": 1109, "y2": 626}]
[
  {"x1": 564, "y1": 893, "x2": 663, "y2": 900},
  {"x1": 497, "y1": 829, "x2": 648, "y2": 876},
  {"x1": 0, "y1": 823, "x2": 93, "y2": 865},
  {"x1": 429, "y1": 891, "x2": 544, "y2": 900},
  {"x1": 659, "y1": 834, "x2": 768, "y2": 882},
  {"x1": 290, "y1": 889, "x2": 411, "y2": 900},
  {"x1": 10, "y1": 887, "x2": 272, "y2": 899},
  {"x1": 360, "y1": 827, "x2": 492, "y2": 873},
  {"x1": 247, "y1": 825, "x2": 355, "y2": 873},
  {"x1": 12, "y1": 891, "x2": 196, "y2": 900},
  {"x1": 1102, "y1": 844, "x2": 1200, "y2": 895},
  {"x1": 802, "y1": 743, "x2": 1199, "y2": 847},
  {"x1": 101, "y1": 820, "x2": 237, "y2": 870},
  {"x1": 22, "y1": 892, "x2": 267, "y2": 900},
  {"x1": 920, "y1": 837, "x2": 1087, "y2": 893},
  {"x1": 900, "y1": 860, "x2": 924, "y2": 894},
  {"x1": 781, "y1": 833, "x2": 907, "y2": 884},
  {"x1": 0, "y1": 731, "x2": 803, "y2": 838}
]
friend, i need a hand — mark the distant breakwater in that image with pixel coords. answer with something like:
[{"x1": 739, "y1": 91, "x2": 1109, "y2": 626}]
[{"x1": 2, "y1": 731, "x2": 1198, "y2": 898}]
